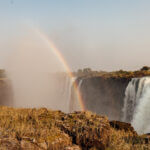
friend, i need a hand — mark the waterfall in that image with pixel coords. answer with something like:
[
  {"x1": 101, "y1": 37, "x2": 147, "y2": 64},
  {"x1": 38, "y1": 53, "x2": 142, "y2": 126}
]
[
  {"x1": 122, "y1": 78, "x2": 140, "y2": 122},
  {"x1": 122, "y1": 76, "x2": 150, "y2": 133},
  {"x1": 78, "y1": 79, "x2": 83, "y2": 89},
  {"x1": 69, "y1": 79, "x2": 83, "y2": 112},
  {"x1": 63, "y1": 75, "x2": 76, "y2": 113}
]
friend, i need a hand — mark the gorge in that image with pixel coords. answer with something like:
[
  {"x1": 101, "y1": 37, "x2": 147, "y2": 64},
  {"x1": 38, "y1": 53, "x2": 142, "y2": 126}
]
[{"x1": 1, "y1": 68, "x2": 150, "y2": 134}]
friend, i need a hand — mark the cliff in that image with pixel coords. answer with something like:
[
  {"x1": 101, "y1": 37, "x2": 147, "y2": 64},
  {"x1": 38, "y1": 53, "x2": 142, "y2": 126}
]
[
  {"x1": 0, "y1": 70, "x2": 13, "y2": 106},
  {"x1": 73, "y1": 68, "x2": 150, "y2": 120},
  {"x1": 0, "y1": 78, "x2": 13, "y2": 106},
  {"x1": 80, "y1": 77, "x2": 130, "y2": 120}
]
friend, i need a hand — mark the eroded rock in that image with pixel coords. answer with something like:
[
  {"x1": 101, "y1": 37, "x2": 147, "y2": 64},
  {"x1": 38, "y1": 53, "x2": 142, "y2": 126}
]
[
  {"x1": 56, "y1": 111, "x2": 111, "y2": 150},
  {"x1": 109, "y1": 120, "x2": 137, "y2": 135}
]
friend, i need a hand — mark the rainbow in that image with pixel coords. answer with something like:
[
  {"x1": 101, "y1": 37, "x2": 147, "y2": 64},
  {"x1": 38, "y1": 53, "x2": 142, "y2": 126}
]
[{"x1": 33, "y1": 28, "x2": 85, "y2": 111}]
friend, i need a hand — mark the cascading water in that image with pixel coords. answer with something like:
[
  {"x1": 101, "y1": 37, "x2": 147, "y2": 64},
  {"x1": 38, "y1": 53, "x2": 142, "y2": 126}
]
[
  {"x1": 123, "y1": 78, "x2": 140, "y2": 122},
  {"x1": 63, "y1": 75, "x2": 76, "y2": 113},
  {"x1": 122, "y1": 76, "x2": 150, "y2": 133},
  {"x1": 69, "y1": 79, "x2": 83, "y2": 112},
  {"x1": 132, "y1": 86, "x2": 150, "y2": 134}
]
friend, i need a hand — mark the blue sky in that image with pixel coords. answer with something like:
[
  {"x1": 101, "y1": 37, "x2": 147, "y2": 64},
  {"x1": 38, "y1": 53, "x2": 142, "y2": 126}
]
[{"x1": 0, "y1": 0, "x2": 150, "y2": 71}]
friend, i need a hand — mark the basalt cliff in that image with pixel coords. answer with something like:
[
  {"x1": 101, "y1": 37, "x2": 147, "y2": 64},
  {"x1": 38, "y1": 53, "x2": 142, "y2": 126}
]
[{"x1": 71, "y1": 67, "x2": 150, "y2": 120}]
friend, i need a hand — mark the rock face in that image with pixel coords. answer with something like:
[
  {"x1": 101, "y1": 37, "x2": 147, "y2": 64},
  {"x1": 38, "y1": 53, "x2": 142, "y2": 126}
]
[
  {"x1": 56, "y1": 111, "x2": 111, "y2": 150},
  {"x1": 71, "y1": 69, "x2": 150, "y2": 121},
  {"x1": 109, "y1": 121, "x2": 137, "y2": 135},
  {"x1": 80, "y1": 77, "x2": 130, "y2": 120},
  {"x1": 0, "y1": 79, "x2": 13, "y2": 106}
]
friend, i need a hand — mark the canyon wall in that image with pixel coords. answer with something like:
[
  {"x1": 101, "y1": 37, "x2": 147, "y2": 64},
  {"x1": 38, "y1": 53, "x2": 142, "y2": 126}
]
[
  {"x1": 79, "y1": 76, "x2": 131, "y2": 120},
  {"x1": 0, "y1": 79, "x2": 13, "y2": 106},
  {"x1": 72, "y1": 68, "x2": 150, "y2": 120}
]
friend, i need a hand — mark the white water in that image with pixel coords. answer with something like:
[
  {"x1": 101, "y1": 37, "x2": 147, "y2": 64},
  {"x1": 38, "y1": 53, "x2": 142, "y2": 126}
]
[
  {"x1": 132, "y1": 87, "x2": 150, "y2": 134},
  {"x1": 123, "y1": 77, "x2": 150, "y2": 133},
  {"x1": 63, "y1": 76, "x2": 76, "y2": 113},
  {"x1": 69, "y1": 79, "x2": 83, "y2": 112}
]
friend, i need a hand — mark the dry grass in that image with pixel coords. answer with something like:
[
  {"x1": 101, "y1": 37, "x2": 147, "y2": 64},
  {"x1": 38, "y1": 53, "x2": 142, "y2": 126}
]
[
  {"x1": 107, "y1": 128, "x2": 150, "y2": 150},
  {"x1": 0, "y1": 106, "x2": 149, "y2": 149},
  {"x1": 0, "y1": 106, "x2": 72, "y2": 149},
  {"x1": 75, "y1": 68, "x2": 150, "y2": 79}
]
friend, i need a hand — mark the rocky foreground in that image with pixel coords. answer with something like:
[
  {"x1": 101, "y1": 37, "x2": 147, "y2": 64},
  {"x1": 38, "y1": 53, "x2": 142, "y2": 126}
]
[{"x1": 0, "y1": 106, "x2": 149, "y2": 150}]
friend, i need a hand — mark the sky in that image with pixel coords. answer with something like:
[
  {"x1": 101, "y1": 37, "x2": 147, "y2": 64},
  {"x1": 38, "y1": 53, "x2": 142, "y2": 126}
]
[{"x1": 0, "y1": 0, "x2": 150, "y2": 71}]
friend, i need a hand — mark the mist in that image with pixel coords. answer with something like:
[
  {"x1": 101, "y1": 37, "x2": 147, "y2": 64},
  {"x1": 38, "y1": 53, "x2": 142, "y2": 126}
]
[{"x1": 2, "y1": 27, "x2": 78, "y2": 112}]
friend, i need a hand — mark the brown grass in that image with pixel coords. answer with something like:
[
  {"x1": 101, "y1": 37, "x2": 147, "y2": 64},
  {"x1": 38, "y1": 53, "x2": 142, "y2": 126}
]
[
  {"x1": 107, "y1": 128, "x2": 150, "y2": 150},
  {"x1": 0, "y1": 106, "x2": 149, "y2": 149}
]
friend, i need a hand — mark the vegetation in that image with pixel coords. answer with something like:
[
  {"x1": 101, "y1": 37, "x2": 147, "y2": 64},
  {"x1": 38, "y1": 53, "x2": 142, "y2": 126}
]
[
  {"x1": 0, "y1": 106, "x2": 149, "y2": 149},
  {"x1": 0, "y1": 107, "x2": 73, "y2": 149},
  {"x1": 0, "y1": 68, "x2": 149, "y2": 149},
  {"x1": 74, "y1": 67, "x2": 150, "y2": 79},
  {"x1": 107, "y1": 128, "x2": 150, "y2": 150}
]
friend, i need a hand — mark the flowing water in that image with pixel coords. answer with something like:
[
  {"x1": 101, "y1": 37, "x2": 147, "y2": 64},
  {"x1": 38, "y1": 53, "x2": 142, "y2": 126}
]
[
  {"x1": 69, "y1": 79, "x2": 83, "y2": 112},
  {"x1": 63, "y1": 76, "x2": 77, "y2": 113},
  {"x1": 123, "y1": 77, "x2": 150, "y2": 133}
]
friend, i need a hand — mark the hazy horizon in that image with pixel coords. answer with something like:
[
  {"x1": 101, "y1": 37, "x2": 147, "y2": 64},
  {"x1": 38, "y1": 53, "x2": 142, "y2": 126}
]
[{"x1": 0, "y1": 0, "x2": 150, "y2": 71}]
